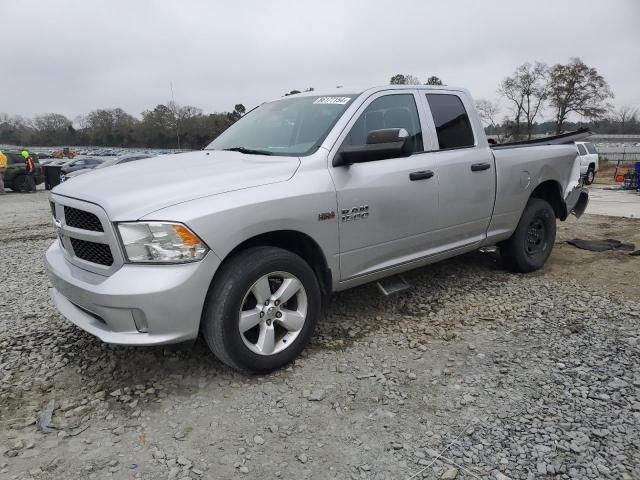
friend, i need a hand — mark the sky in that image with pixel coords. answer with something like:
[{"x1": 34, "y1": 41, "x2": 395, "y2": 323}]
[{"x1": 2, "y1": 0, "x2": 639, "y2": 122}]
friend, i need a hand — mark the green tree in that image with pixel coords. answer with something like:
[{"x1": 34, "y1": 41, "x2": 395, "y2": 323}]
[{"x1": 425, "y1": 76, "x2": 443, "y2": 85}]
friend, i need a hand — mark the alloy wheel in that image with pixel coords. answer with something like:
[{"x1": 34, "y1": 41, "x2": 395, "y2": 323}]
[{"x1": 238, "y1": 271, "x2": 308, "y2": 355}]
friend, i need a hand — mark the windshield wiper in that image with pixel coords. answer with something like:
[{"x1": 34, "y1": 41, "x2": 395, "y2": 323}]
[{"x1": 222, "y1": 147, "x2": 273, "y2": 156}]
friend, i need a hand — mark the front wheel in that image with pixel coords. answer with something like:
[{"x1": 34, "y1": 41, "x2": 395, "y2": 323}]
[
  {"x1": 499, "y1": 198, "x2": 556, "y2": 273},
  {"x1": 202, "y1": 246, "x2": 321, "y2": 373}
]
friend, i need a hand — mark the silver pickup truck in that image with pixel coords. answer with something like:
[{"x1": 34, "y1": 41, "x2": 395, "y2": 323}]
[{"x1": 46, "y1": 85, "x2": 588, "y2": 373}]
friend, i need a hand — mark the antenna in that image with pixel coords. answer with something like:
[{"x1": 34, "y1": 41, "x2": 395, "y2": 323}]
[{"x1": 170, "y1": 81, "x2": 181, "y2": 150}]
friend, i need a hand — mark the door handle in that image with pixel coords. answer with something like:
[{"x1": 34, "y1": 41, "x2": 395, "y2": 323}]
[
  {"x1": 471, "y1": 162, "x2": 491, "y2": 172},
  {"x1": 409, "y1": 170, "x2": 434, "y2": 181}
]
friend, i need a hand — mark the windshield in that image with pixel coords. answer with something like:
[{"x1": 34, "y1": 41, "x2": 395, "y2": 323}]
[{"x1": 205, "y1": 94, "x2": 356, "y2": 156}]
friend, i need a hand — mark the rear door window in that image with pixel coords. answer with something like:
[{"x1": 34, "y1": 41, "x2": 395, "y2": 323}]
[
  {"x1": 585, "y1": 143, "x2": 598, "y2": 155},
  {"x1": 426, "y1": 94, "x2": 475, "y2": 149},
  {"x1": 576, "y1": 144, "x2": 587, "y2": 155}
]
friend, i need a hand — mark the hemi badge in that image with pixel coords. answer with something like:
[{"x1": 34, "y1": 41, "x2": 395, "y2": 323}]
[{"x1": 318, "y1": 211, "x2": 335, "y2": 221}]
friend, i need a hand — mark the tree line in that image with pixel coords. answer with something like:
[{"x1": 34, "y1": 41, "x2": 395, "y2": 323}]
[
  {"x1": 0, "y1": 103, "x2": 246, "y2": 150},
  {"x1": 391, "y1": 58, "x2": 639, "y2": 139}
]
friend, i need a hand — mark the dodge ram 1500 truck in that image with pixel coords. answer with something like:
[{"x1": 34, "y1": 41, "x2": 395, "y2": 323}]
[{"x1": 46, "y1": 85, "x2": 589, "y2": 373}]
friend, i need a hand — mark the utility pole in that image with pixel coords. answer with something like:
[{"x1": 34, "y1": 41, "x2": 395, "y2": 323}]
[{"x1": 170, "y1": 81, "x2": 181, "y2": 150}]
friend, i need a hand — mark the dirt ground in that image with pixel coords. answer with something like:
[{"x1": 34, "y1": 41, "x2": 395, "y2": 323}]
[{"x1": 550, "y1": 214, "x2": 640, "y2": 298}]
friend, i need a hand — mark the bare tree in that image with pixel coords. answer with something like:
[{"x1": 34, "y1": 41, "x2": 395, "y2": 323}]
[
  {"x1": 548, "y1": 58, "x2": 613, "y2": 134},
  {"x1": 476, "y1": 99, "x2": 507, "y2": 142},
  {"x1": 404, "y1": 74, "x2": 421, "y2": 85},
  {"x1": 33, "y1": 113, "x2": 73, "y2": 144},
  {"x1": 499, "y1": 62, "x2": 548, "y2": 139},
  {"x1": 613, "y1": 106, "x2": 638, "y2": 133}
]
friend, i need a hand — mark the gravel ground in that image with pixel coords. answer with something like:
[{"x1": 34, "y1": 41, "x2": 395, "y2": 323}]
[{"x1": 1, "y1": 190, "x2": 639, "y2": 480}]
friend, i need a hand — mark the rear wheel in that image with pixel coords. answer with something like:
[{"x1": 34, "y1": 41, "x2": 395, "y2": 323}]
[
  {"x1": 584, "y1": 167, "x2": 595, "y2": 185},
  {"x1": 202, "y1": 246, "x2": 321, "y2": 373},
  {"x1": 500, "y1": 198, "x2": 556, "y2": 273}
]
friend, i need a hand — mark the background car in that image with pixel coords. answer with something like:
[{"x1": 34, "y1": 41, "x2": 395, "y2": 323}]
[
  {"x1": 60, "y1": 154, "x2": 154, "y2": 182},
  {"x1": 575, "y1": 141, "x2": 599, "y2": 185},
  {"x1": 39, "y1": 158, "x2": 59, "y2": 166},
  {"x1": 60, "y1": 156, "x2": 103, "y2": 174},
  {"x1": 0, "y1": 150, "x2": 45, "y2": 191}
]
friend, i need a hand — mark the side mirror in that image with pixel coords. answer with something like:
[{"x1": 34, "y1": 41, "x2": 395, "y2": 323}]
[{"x1": 334, "y1": 128, "x2": 411, "y2": 166}]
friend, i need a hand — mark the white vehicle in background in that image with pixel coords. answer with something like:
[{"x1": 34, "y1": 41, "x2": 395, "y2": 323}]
[{"x1": 575, "y1": 141, "x2": 599, "y2": 185}]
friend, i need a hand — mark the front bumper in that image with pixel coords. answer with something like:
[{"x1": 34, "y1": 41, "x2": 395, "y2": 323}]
[{"x1": 46, "y1": 239, "x2": 220, "y2": 346}]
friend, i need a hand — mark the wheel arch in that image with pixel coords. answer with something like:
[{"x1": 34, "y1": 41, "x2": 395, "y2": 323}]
[
  {"x1": 530, "y1": 179, "x2": 568, "y2": 220},
  {"x1": 215, "y1": 230, "x2": 332, "y2": 299}
]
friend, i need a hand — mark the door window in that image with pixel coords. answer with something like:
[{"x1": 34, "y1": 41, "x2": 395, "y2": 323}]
[
  {"x1": 426, "y1": 94, "x2": 475, "y2": 149},
  {"x1": 585, "y1": 143, "x2": 598, "y2": 155},
  {"x1": 576, "y1": 144, "x2": 587, "y2": 155},
  {"x1": 342, "y1": 94, "x2": 423, "y2": 153},
  {"x1": 7, "y1": 153, "x2": 24, "y2": 165}
]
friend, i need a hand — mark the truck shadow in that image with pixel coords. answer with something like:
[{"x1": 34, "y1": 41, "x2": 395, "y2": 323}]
[{"x1": 316, "y1": 250, "x2": 502, "y2": 350}]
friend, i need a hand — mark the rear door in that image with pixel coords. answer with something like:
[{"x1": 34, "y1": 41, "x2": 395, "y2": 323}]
[{"x1": 421, "y1": 92, "x2": 495, "y2": 248}]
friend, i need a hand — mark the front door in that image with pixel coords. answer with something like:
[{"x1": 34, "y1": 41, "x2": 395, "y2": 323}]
[{"x1": 329, "y1": 91, "x2": 441, "y2": 280}]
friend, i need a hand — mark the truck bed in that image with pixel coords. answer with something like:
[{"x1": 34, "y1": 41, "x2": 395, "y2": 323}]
[{"x1": 490, "y1": 128, "x2": 591, "y2": 150}]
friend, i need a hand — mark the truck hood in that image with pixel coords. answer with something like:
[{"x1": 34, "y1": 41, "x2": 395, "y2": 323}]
[{"x1": 52, "y1": 150, "x2": 300, "y2": 220}]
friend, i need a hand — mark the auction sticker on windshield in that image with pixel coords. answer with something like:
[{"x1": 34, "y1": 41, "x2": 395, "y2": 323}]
[{"x1": 313, "y1": 97, "x2": 351, "y2": 105}]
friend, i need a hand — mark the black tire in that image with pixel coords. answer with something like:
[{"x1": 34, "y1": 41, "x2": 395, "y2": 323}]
[
  {"x1": 13, "y1": 174, "x2": 28, "y2": 193},
  {"x1": 202, "y1": 246, "x2": 321, "y2": 373},
  {"x1": 584, "y1": 167, "x2": 595, "y2": 185},
  {"x1": 499, "y1": 198, "x2": 556, "y2": 273}
]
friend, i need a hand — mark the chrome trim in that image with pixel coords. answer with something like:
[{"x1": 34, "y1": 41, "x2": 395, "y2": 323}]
[{"x1": 50, "y1": 194, "x2": 124, "y2": 276}]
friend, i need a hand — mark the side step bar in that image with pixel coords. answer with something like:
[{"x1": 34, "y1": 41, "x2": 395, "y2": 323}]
[{"x1": 376, "y1": 274, "x2": 411, "y2": 296}]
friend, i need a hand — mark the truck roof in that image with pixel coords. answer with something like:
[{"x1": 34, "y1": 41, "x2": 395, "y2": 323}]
[{"x1": 286, "y1": 84, "x2": 469, "y2": 98}]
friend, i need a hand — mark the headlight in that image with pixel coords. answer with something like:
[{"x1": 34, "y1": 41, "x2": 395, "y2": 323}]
[{"x1": 117, "y1": 222, "x2": 208, "y2": 263}]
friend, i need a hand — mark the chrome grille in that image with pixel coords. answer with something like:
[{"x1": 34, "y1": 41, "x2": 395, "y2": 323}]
[
  {"x1": 64, "y1": 206, "x2": 103, "y2": 232},
  {"x1": 70, "y1": 238, "x2": 114, "y2": 266},
  {"x1": 51, "y1": 195, "x2": 122, "y2": 275}
]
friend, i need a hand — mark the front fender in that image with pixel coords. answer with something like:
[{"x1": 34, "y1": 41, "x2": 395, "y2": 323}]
[{"x1": 140, "y1": 168, "x2": 340, "y2": 282}]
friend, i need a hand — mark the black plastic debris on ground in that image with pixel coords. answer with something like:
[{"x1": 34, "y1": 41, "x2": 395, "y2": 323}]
[{"x1": 566, "y1": 238, "x2": 636, "y2": 253}]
